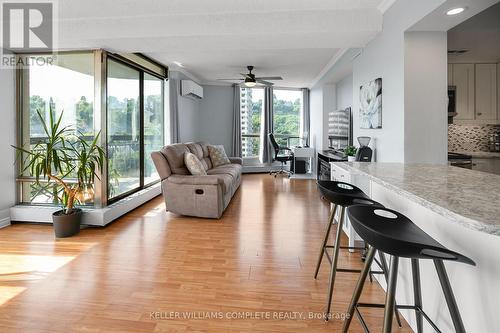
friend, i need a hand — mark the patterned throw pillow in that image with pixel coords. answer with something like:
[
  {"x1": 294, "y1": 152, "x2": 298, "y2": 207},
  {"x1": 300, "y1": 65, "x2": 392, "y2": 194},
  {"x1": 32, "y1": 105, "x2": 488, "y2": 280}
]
[
  {"x1": 208, "y1": 145, "x2": 231, "y2": 168},
  {"x1": 184, "y1": 152, "x2": 207, "y2": 175}
]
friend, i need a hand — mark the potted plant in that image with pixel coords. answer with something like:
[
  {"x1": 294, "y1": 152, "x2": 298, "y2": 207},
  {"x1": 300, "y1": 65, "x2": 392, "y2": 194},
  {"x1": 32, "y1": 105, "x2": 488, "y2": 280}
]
[
  {"x1": 344, "y1": 146, "x2": 358, "y2": 162},
  {"x1": 13, "y1": 109, "x2": 104, "y2": 238}
]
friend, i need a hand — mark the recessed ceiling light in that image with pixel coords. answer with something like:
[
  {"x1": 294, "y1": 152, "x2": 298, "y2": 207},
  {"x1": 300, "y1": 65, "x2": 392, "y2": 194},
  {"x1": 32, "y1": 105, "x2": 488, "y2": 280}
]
[
  {"x1": 446, "y1": 7, "x2": 465, "y2": 15},
  {"x1": 173, "y1": 61, "x2": 184, "y2": 68}
]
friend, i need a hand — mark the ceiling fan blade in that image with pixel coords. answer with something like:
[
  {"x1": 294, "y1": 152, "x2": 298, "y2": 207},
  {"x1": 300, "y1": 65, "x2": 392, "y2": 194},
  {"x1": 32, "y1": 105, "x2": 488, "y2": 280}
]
[
  {"x1": 217, "y1": 78, "x2": 243, "y2": 81},
  {"x1": 255, "y1": 76, "x2": 283, "y2": 80},
  {"x1": 256, "y1": 79, "x2": 274, "y2": 86},
  {"x1": 240, "y1": 73, "x2": 251, "y2": 78}
]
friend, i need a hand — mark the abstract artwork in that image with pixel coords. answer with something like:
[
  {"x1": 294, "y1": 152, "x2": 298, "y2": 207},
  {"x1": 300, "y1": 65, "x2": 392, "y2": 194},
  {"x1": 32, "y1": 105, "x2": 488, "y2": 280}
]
[{"x1": 359, "y1": 78, "x2": 382, "y2": 129}]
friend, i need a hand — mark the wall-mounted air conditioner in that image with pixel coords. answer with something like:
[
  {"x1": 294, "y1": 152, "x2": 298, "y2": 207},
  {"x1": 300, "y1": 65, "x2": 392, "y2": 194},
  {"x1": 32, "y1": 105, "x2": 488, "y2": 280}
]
[{"x1": 181, "y1": 80, "x2": 203, "y2": 99}]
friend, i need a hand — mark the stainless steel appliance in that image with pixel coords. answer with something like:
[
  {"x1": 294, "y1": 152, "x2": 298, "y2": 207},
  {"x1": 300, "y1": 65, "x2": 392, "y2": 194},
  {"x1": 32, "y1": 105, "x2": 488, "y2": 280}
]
[
  {"x1": 448, "y1": 86, "x2": 457, "y2": 117},
  {"x1": 448, "y1": 152, "x2": 473, "y2": 169},
  {"x1": 489, "y1": 133, "x2": 500, "y2": 152},
  {"x1": 328, "y1": 107, "x2": 352, "y2": 150}
]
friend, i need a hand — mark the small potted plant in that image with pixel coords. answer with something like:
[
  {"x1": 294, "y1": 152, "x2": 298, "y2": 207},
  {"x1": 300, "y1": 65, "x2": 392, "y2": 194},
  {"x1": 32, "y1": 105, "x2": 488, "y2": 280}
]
[
  {"x1": 13, "y1": 109, "x2": 104, "y2": 238},
  {"x1": 344, "y1": 146, "x2": 357, "y2": 162}
]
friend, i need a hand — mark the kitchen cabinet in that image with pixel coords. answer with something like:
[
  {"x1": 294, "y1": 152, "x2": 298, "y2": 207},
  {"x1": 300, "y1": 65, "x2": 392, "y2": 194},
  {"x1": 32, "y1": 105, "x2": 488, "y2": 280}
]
[
  {"x1": 452, "y1": 64, "x2": 475, "y2": 120},
  {"x1": 475, "y1": 64, "x2": 497, "y2": 121}
]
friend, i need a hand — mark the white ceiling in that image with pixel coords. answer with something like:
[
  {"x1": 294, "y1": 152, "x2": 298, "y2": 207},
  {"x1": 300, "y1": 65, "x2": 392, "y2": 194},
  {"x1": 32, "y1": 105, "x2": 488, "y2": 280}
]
[
  {"x1": 448, "y1": 2, "x2": 500, "y2": 63},
  {"x1": 56, "y1": 0, "x2": 392, "y2": 87}
]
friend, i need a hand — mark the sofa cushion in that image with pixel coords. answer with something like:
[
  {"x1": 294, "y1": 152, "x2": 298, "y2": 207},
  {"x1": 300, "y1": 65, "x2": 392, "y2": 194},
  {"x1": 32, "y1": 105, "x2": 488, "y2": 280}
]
[
  {"x1": 210, "y1": 173, "x2": 233, "y2": 194},
  {"x1": 184, "y1": 152, "x2": 207, "y2": 176},
  {"x1": 207, "y1": 164, "x2": 242, "y2": 180},
  {"x1": 161, "y1": 144, "x2": 190, "y2": 175},
  {"x1": 208, "y1": 145, "x2": 231, "y2": 168},
  {"x1": 196, "y1": 142, "x2": 213, "y2": 169},
  {"x1": 186, "y1": 142, "x2": 209, "y2": 170}
]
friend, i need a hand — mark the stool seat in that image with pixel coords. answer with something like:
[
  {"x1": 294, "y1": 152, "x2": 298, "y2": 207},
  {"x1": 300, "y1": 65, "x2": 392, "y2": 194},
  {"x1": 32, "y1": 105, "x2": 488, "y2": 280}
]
[
  {"x1": 317, "y1": 180, "x2": 370, "y2": 207},
  {"x1": 347, "y1": 205, "x2": 475, "y2": 266}
]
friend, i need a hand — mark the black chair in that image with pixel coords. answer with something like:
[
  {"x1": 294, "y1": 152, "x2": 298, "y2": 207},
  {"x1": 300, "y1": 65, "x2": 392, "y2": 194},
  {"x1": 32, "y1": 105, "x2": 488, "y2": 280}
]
[
  {"x1": 268, "y1": 133, "x2": 294, "y2": 177},
  {"x1": 315, "y1": 181, "x2": 401, "y2": 325},
  {"x1": 342, "y1": 205, "x2": 475, "y2": 333}
]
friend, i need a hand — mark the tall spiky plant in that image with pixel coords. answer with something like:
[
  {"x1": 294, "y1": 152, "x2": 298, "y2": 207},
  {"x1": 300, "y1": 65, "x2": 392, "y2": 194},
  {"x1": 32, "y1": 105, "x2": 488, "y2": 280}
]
[{"x1": 13, "y1": 109, "x2": 104, "y2": 214}]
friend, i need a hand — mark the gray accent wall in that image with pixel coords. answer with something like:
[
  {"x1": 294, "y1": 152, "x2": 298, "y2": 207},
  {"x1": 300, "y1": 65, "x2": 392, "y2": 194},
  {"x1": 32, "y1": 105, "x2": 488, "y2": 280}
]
[{"x1": 198, "y1": 85, "x2": 233, "y2": 153}]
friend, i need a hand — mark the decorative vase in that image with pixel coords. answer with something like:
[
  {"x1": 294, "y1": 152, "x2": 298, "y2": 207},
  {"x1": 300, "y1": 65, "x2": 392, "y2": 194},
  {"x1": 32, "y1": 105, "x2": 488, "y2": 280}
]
[
  {"x1": 52, "y1": 208, "x2": 82, "y2": 238},
  {"x1": 347, "y1": 156, "x2": 356, "y2": 162}
]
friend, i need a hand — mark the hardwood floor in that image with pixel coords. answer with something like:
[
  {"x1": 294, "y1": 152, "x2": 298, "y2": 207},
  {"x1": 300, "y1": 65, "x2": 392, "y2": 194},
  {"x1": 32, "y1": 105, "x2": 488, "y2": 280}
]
[{"x1": 0, "y1": 174, "x2": 411, "y2": 333}]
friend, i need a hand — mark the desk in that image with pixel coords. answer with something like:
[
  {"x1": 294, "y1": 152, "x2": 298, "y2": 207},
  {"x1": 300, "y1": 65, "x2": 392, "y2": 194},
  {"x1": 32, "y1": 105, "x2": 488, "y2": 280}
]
[{"x1": 291, "y1": 147, "x2": 315, "y2": 179}]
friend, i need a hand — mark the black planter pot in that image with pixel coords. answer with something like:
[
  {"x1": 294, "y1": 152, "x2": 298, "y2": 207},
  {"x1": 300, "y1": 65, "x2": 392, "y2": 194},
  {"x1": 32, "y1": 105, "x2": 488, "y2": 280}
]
[{"x1": 52, "y1": 208, "x2": 82, "y2": 238}]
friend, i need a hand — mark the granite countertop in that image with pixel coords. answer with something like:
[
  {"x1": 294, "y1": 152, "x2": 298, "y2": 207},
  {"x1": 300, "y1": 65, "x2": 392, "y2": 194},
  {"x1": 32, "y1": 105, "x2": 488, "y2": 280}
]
[
  {"x1": 450, "y1": 150, "x2": 500, "y2": 159},
  {"x1": 337, "y1": 162, "x2": 500, "y2": 236}
]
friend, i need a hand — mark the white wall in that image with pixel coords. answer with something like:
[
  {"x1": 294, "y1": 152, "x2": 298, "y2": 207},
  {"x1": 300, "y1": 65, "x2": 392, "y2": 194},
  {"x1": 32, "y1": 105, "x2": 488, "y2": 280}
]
[
  {"x1": 352, "y1": 0, "x2": 446, "y2": 162},
  {"x1": 404, "y1": 31, "x2": 448, "y2": 164},
  {"x1": 336, "y1": 74, "x2": 353, "y2": 110},
  {"x1": 0, "y1": 64, "x2": 16, "y2": 228},
  {"x1": 198, "y1": 85, "x2": 234, "y2": 152},
  {"x1": 309, "y1": 86, "x2": 324, "y2": 151}
]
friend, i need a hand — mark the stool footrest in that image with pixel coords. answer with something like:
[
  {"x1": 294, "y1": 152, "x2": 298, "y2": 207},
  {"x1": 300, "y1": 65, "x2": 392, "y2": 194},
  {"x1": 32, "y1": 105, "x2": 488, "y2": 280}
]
[{"x1": 354, "y1": 303, "x2": 442, "y2": 333}]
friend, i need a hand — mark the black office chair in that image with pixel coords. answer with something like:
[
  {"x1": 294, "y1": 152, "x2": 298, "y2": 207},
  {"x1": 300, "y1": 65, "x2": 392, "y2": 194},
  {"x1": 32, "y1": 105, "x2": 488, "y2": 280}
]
[{"x1": 268, "y1": 133, "x2": 294, "y2": 177}]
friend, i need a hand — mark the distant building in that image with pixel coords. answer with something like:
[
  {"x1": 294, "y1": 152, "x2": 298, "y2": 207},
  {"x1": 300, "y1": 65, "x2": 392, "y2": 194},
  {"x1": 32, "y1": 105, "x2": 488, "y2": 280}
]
[{"x1": 240, "y1": 88, "x2": 253, "y2": 157}]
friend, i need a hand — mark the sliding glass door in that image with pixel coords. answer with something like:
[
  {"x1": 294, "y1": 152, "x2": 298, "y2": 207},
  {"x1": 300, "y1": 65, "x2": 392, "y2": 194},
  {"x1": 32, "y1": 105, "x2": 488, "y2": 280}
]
[
  {"x1": 144, "y1": 73, "x2": 164, "y2": 185},
  {"x1": 107, "y1": 59, "x2": 141, "y2": 200},
  {"x1": 106, "y1": 57, "x2": 165, "y2": 202}
]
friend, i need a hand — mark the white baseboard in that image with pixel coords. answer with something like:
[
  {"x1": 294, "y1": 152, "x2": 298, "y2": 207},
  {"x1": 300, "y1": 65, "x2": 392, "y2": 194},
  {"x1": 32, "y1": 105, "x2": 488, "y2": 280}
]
[
  {"x1": 0, "y1": 208, "x2": 11, "y2": 228},
  {"x1": 10, "y1": 183, "x2": 161, "y2": 226}
]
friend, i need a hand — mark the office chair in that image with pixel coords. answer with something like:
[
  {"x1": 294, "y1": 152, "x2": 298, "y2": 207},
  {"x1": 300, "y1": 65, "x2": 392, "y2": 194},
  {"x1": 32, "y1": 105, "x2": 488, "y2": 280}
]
[{"x1": 268, "y1": 133, "x2": 294, "y2": 178}]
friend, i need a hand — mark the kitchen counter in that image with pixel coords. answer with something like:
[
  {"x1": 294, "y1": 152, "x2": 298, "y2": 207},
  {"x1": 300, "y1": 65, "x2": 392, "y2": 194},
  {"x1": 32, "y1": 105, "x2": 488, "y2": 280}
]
[
  {"x1": 337, "y1": 162, "x2": 500, "y2": 235},
  {"x1": 333, "y1": 162, "x2": 500, "y2": 332}
]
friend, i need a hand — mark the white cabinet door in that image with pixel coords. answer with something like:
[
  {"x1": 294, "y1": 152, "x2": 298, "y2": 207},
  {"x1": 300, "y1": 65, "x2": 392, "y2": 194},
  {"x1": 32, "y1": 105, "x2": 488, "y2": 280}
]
[
  {"x1": 475, "y1": 64, "x2": 498, "y2": 121},
  {"x1": 453, "y1": 64, "x2": 475, "y2": 120}
]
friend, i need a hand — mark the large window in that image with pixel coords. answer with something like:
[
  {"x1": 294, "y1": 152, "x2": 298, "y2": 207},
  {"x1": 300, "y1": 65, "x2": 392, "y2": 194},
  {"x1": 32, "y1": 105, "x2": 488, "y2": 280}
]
[
  {"x1": 107, "y1": 59, "x2": 141, "y2": 199},
  {"x1": 273, "y1": 89, "x2": 303, "y2": 147},
  {"x1": 239, "y1": 87, "x2": 303, "y2": 159},
  {"x1": 17, "y1": 51, "x2": 167, "y2": 207},
  {"x1": 240, "y1": 88, "x2": 263, "y2": 158},
  {"x1": 19, "y1": 52, "x2": 95, "y2": 204}
]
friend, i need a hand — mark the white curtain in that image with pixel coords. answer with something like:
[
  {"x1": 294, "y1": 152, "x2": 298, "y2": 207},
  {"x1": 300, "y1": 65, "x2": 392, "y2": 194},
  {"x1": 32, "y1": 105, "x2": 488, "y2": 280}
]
[{"x1": 301, "y1": 88, "x2": 310, "y2": 146}]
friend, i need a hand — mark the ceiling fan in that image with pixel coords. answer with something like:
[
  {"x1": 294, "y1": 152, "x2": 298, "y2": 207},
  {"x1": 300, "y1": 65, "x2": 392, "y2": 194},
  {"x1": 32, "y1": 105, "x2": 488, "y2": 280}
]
[{"x1": 217, "y1": 66, "x2": 283, "y2": 87}]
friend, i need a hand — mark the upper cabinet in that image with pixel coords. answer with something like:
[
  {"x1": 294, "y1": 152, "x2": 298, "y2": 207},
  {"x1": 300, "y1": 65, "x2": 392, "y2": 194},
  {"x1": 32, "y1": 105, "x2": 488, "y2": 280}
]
[
  {"x1": 475, "y1": 64, "x2": 497, "y2": 121},
  {"x1": 449, "y1": 63, "x2": 499, "y2": 124},
  {"x1": 451, "y1": 64, "x2": 475, "y2": 120}
]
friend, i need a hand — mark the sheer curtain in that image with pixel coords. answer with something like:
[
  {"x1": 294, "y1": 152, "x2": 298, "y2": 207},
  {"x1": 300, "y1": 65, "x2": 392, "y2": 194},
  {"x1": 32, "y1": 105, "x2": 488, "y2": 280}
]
[
  {"x1": 231, "y1": 84, "x2": 242, "y2": 157},
  {"x1": 259, "y1": 86, "x2": 274, "y2": 164},
  {"x1": 301, "y1": 88, "x2": 310, "y2": 146}
]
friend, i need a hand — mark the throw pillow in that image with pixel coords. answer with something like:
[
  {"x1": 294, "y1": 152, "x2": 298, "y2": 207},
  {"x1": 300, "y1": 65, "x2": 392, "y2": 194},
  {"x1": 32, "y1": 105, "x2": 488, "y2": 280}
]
[
  {"x1": 184, "y1": 152, "x2": 207, "y2": 175},
  {"x1": 208, "y1": 145, "x2": 231, "y2": 168}
]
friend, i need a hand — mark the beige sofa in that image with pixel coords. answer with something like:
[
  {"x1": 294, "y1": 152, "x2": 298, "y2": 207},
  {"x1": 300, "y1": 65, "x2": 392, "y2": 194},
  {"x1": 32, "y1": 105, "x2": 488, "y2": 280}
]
[{"x1": 151, "y1": 142, "x2": 242, "y2": 219}]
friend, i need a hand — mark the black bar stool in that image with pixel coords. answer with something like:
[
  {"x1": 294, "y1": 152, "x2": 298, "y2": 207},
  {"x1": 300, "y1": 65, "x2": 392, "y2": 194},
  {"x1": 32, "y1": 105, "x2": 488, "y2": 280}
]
[
  {"x1": 315, "y1": 181, "x2": 401, "y2": 325},
  {"x1": 342, "y1": 205, "x2": 476, "y2": 333}
]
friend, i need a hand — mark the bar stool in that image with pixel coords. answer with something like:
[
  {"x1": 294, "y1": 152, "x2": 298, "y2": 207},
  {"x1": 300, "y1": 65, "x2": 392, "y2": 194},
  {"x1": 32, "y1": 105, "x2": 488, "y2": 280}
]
[
  {"x1": 315, "y1": 181, "x2": 400, "y2": 325},
  {"x1": 342, "y1": 205, "x2": 476, "y2": 333}
]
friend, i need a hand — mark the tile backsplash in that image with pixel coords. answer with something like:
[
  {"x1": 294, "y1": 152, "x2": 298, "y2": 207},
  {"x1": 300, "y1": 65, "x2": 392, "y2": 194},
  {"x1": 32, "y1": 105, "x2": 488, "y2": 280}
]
[{"x1": 448, "y1": 124, "x2": 500, "y2": 152}]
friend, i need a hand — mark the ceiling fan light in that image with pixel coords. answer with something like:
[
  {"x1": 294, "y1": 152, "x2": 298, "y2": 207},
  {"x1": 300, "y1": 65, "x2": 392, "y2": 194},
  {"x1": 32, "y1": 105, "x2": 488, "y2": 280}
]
[{"x1": 244, "y1": 81, "x2": 256, "y2": 87}]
